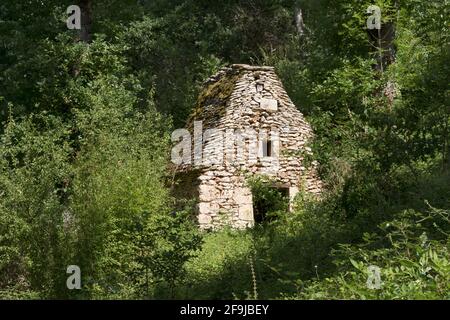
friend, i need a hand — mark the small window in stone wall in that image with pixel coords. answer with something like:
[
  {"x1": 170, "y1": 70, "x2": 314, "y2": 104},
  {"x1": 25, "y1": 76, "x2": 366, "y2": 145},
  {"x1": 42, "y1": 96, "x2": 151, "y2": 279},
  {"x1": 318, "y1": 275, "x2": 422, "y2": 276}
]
[
  {"x1": 256, "y1": 83, "x2": 264, "y2": 92},
  {"x1": 263, "y1": 140, "x2": 272, "y2": 157}
]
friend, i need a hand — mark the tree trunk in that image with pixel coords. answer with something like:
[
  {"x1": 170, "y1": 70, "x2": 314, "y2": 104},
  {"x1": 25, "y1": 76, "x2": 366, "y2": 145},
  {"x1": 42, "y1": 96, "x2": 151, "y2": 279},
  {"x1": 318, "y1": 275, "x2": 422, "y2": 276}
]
[
  {"x1": 79, "y1": 0, "x2": 92, "y2": 43},
  {"x1": 294, "y1": 7, "x2": 305, "y2": 36},
  {"x1": 71, "y1": 0, "x2": 92, "y2": 77},
  {"x1": 367, "y1": 22, "x2": 396, "y2": 72}
]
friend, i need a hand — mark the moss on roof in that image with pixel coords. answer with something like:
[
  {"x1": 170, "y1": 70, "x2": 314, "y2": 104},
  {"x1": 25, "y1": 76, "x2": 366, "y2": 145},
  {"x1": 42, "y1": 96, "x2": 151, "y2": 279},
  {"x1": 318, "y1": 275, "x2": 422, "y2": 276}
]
[
  {"x1": 187, "y1": 69, "x2": 242, "y2": 129},
  {"x1": 186, "y1": 64, "x2": 276, "y2": 130}
]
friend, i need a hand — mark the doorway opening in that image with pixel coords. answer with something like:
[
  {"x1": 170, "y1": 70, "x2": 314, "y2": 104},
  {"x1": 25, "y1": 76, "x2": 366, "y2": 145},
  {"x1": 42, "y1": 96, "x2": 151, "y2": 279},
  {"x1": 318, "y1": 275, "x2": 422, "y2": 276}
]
[{"x1": 252, "y1": 185, "x2": 289, "y2": 224}]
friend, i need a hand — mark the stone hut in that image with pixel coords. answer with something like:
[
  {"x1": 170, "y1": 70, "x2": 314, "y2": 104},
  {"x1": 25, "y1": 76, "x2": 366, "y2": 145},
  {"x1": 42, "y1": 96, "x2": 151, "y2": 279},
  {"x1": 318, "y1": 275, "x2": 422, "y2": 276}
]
[{"x1": 172, "y1": 64, "x2": 322, "y2": 229}]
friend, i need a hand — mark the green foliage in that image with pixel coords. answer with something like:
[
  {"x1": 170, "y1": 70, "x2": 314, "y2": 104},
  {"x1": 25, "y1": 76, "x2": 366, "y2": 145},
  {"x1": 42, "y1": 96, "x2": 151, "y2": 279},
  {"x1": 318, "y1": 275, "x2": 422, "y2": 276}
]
[
  {"x1": 0, "y1": 33, "x2": 201, "y2": 298},
  {"x1": 0, "y1": 113, "x2": 73, "y2": 297},
  {"x1": 1, "y1": 0, "x2": 449, "y2": 300},
  {"x1": 183, "y1": 229, "x2": 255, "y2": 299},
  {"x1": 291, "y1": 206, "x2": 450, "y2": 299},
  {"x1": 180, "y1": 165, "x2": 450, "y2": 300},
  {"x1": 247, "y1": 176, "x2": 289, "y2": 223}
]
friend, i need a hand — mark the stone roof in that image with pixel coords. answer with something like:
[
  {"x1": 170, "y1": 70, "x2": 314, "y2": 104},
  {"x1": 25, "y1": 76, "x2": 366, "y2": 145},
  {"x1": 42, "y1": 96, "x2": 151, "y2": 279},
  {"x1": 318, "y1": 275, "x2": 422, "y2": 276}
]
[{"x1": 186, "y1": 64, "x2": 277, "y2": 130}]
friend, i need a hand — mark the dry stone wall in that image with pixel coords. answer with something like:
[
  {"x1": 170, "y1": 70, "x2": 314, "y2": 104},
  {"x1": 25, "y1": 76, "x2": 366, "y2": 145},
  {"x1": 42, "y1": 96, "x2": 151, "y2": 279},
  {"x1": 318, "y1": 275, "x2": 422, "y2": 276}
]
[{"x1": 176, "y1": 64, "x2": 322, "y2": 229}]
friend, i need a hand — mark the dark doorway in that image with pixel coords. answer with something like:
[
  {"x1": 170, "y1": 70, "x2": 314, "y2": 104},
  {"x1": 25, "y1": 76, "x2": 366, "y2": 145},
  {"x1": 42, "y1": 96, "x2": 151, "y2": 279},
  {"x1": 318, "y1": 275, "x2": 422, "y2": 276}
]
[{"x1": 253, "y1": 186, "x2": 289, "y2": 223}]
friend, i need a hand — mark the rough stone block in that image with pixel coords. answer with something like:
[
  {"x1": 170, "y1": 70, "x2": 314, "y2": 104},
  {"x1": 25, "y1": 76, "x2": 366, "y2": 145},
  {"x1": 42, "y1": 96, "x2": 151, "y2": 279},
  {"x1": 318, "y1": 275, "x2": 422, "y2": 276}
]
[
  {"x1": 198, "y1": 213, "x2": 212, "y2": 225},
  {"x1": 197, "y1": 202, "x2": 210, "y2": 214},
  {"x1": 260, "y1": 98, "x2": 278, "y2": 112},
  {"x1": 199, "y1": 185, "x2": 217, "y2": 202},
  {"x1": 234, "y1": 192, "x2": 252, "y2": 205},
  {"x1": 238, "y1": 204, "x2": 254, "y2": 221}
]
